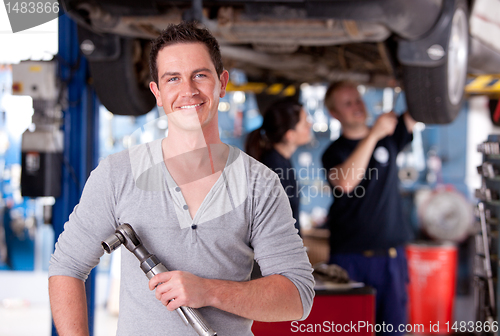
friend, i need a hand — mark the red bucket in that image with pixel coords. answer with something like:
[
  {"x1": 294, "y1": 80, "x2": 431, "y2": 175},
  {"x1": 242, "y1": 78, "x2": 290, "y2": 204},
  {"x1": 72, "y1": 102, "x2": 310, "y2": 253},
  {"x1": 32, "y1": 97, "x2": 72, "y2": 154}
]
[{"x1": 406, "y1": 243, "x2": 457, "y2": 334}]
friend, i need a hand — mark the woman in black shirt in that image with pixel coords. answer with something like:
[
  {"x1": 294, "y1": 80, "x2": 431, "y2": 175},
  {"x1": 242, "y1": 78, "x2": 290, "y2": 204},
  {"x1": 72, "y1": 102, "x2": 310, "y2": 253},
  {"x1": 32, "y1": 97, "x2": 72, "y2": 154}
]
[{"x1": 245, "y1": 98, "x2": 311, "y2": 236}]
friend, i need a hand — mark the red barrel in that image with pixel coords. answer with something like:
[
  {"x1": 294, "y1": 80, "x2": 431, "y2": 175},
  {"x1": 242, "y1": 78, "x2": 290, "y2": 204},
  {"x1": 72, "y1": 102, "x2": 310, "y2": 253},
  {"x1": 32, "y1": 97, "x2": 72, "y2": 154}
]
[{"x1": 406, "y1": 243, "x2": 457, "y2": 334}]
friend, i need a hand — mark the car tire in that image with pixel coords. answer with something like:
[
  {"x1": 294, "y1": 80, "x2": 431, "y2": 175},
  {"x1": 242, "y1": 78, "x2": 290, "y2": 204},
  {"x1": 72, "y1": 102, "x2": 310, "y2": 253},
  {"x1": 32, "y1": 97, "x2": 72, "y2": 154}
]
[
  {"x1": 402, "y1": 0, "x2": 468, "y2": 124},
  {"x1": 88, "y1": 38, "x2": 156, "y2": 116}
]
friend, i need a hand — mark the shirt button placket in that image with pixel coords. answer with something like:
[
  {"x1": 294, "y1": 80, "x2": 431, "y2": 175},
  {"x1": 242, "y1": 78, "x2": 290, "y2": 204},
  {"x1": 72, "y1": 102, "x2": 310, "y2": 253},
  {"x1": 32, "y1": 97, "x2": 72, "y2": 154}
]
[
  {"x1": 182, "y1": 204, "x2": 197, "y2": 243},
  {"x1": 190, "y1": 222, "x2": 197, "y2": 244}
]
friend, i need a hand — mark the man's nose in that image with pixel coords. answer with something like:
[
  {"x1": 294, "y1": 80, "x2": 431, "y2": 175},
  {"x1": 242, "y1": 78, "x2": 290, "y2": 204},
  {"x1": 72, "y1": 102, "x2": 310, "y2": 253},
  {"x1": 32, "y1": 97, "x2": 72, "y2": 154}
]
[{"x1": 180, "y1": 80, "x2": 199, "y2": 97}]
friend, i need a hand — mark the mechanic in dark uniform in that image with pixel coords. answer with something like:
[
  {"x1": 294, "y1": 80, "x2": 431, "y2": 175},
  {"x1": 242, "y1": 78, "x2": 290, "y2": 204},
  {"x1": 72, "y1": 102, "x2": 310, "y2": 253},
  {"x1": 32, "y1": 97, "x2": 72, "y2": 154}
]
[
  {"x1": 246, "y1": 98, "x2": 312, "y2": 236},
  {"x1": 322, "y1": 81, "x2": 416, "y2": 335}
]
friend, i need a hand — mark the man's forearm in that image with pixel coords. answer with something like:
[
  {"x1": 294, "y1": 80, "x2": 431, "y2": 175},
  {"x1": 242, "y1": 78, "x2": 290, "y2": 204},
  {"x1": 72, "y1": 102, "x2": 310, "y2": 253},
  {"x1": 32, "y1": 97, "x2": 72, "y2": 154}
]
[
  {"x1": 206, "y1": 274, "x2": 303, "y2": 322},
  {"x1": 49, "y1": 275, "x2": 89, "y2": 336},
  {"x1": 328, "y1": 134, "x2": 378, "y2": 191}
]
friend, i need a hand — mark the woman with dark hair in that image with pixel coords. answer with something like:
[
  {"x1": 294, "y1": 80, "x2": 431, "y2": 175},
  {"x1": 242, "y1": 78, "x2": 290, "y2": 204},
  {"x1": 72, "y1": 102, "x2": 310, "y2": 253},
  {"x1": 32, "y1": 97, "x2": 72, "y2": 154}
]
[{"x1": 245, "y1": 98, "x2": 312, "y2": 236}]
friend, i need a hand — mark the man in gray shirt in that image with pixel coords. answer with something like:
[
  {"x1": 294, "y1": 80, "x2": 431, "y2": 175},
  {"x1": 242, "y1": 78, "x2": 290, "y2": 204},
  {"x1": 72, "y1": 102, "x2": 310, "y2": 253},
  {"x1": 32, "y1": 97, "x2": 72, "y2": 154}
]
[{"x1": 49, "y1": 21, "x2": 315, "y2": 336}]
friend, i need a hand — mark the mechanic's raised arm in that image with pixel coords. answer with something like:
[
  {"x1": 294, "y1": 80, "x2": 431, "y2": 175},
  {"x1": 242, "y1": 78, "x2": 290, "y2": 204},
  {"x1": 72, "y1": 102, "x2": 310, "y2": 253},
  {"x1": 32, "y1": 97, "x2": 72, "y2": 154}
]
[{"x1": 328, "y1": 112, "x2": 398, "y2": 192}]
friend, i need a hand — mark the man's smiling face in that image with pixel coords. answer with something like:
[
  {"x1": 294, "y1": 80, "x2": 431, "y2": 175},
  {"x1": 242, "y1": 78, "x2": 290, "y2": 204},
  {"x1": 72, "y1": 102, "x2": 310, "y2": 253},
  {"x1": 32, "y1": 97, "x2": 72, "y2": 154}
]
[{"x1": 150, "y1": 42, "x2": 229, "y2": 132}]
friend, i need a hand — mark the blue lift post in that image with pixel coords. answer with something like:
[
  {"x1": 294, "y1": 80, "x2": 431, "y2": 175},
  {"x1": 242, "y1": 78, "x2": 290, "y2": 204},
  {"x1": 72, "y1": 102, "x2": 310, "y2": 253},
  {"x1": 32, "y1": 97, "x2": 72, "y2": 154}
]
[{"x1": 51, "y1": 14, "x2": 100, "y2": 336}]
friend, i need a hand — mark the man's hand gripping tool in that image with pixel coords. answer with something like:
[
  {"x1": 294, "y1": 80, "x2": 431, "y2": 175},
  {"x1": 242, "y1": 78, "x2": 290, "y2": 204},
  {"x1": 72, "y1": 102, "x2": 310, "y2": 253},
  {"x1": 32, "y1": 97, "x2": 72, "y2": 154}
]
[{"x1": 102, "y1": 223, "x2": 217, "y2": 336}]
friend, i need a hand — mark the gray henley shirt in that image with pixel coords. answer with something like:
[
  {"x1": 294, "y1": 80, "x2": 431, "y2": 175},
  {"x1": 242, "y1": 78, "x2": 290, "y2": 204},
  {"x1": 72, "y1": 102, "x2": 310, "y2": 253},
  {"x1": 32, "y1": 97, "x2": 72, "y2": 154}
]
[{"x1": 49, "y1": 139, "x2": 315, "y2": 336}]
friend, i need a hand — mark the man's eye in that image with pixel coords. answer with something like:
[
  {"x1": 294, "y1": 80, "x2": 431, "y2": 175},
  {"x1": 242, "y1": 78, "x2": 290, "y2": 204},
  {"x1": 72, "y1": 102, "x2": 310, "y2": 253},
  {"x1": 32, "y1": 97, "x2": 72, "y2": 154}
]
[
  {"x1": 167, "y1": 77, "x2": 179, "y2": 82},
  {"x1": 195, "y1": 73, "x2": 207, "y2": 78}
]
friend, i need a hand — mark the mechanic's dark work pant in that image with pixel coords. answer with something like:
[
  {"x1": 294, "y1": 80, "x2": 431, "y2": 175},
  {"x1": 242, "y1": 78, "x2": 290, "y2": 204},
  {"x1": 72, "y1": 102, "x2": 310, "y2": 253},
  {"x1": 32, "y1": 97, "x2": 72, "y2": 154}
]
[{"x1": 329, "y1": 246, "x2": 408, "y2": 336}]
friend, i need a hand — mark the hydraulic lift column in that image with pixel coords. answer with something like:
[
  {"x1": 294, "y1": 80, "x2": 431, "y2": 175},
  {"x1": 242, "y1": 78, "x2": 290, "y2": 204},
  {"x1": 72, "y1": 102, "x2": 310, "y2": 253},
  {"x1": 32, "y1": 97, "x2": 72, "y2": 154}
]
[{"x1": 51, "y1": 14, "x2": 100, "y2": 336}]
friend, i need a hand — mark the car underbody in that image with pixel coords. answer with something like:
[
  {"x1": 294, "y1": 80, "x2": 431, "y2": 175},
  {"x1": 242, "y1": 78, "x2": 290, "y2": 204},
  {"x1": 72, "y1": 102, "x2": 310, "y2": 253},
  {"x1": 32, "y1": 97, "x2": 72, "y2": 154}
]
[{"x1": 60, "y1": 0, "x2": 500, "y2": 123}]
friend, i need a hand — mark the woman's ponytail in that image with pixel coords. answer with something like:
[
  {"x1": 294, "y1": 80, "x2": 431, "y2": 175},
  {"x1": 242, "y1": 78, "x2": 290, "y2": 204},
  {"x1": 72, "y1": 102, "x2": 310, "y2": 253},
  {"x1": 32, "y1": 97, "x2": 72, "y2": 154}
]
[{"x1": 245, "y1": 127, "x2": 272, "y2": 161}]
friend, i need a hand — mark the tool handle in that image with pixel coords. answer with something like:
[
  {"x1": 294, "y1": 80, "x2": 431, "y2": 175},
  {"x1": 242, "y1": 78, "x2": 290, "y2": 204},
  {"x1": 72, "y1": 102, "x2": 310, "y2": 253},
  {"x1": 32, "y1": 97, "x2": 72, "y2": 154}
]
[
  {"x1": 180, "y1": 306, "x2": 217, "y2": 336},
  {"x1": 146, "y1": 263, "x2": 217, "y2": 336}
]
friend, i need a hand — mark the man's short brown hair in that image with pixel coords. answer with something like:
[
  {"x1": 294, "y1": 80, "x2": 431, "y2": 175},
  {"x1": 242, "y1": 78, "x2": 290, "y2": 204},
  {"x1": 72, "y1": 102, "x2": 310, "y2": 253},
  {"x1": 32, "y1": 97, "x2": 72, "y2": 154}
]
[
  {"x1": 324, "y1": 80, "x2": 358, "y2": 112},
  {"x1": 149, "y1": 21, "x2": 224, "y2": 85}
]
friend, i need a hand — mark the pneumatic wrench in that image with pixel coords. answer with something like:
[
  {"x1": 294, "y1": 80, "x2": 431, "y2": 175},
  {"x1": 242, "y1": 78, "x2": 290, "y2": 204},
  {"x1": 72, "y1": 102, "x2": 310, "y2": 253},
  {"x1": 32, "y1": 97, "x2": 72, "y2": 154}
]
[{"x1": 101, "y1": 223, "x2": 217, "y2": 336}]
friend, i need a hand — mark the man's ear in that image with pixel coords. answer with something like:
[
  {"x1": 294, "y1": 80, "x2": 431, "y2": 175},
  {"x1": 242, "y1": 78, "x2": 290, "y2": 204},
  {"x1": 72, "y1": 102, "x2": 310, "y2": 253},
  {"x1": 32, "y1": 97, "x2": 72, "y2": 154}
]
[
  {"x1": 219, "y1": 70, "x2": 230, "y2": 98},
  {"x1": 149, "y1": 81, "x2": 162, "y2": 106}
]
